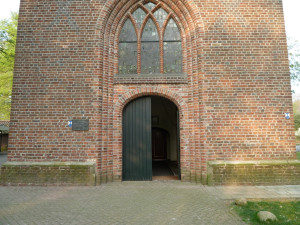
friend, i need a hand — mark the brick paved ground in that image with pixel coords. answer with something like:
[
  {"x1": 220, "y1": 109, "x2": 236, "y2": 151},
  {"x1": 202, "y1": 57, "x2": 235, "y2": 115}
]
[
  {"x1": 206, "y1": 185, "x2": 300, "y2": 200},
  {"x1": 0, "y1": 181, "x2": 245, "y2": 225},
  {"x1": 1, "y1": 156, "x2": 300, "y2": 225}
]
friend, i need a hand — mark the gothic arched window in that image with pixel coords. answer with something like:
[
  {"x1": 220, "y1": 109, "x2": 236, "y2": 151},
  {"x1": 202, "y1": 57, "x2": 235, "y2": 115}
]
[{"x1": 118, "y1": 2, "x2": 182, "y2": 75}]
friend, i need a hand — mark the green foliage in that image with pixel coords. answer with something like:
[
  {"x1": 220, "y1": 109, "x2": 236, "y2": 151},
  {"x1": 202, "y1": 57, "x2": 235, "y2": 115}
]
[
  {"x1": 294, "y1": 101, "x2": 300, "y2": 132},
  {"x1": 287, "y1": 37, "x2": 300, "y2": 92},
  {"x1": 295, "y1": 114, "x2": 300, "y2": 131},
  {"x1": 0, "y1": 71, "x2": 13, "y2": 119},
  {"x1": 233, "y1": 201, "x2": 300, "y2": 225},
  {"x1": 297, "y1": 152, "x2": 300, "y2": 160},
  {"x1": 0, "y1": 12, "x2": 18, "y2": 73},
  {"x1": 293, "y1": 100, "x2": 300, "y2": 114},
  {"x1": 0, "y1": 12, "x2": 18, "y2": 120}
]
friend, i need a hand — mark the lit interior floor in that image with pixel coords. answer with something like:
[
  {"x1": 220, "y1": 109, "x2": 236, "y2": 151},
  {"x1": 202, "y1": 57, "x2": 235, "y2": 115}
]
[{"x1": 152, "y1": 161, "x2": 179, "y2": 180}]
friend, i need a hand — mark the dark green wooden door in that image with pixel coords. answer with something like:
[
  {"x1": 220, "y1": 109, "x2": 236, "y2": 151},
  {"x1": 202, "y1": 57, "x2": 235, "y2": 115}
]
[{"x1": 123, "y1": 97, "x2": 152, "y2": 181}]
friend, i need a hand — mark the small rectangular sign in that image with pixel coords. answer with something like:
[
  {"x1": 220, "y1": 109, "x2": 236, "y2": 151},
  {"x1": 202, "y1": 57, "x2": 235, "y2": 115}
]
[
  {"x1": 72, "y1": 119, "x2": 89, "y2": 131},
  {"x1": 68, "y1": 121, "x2": 72, "y2": 127},
  {"x1": 285, "y1": 113, "x2": 290, "y2": 120}
]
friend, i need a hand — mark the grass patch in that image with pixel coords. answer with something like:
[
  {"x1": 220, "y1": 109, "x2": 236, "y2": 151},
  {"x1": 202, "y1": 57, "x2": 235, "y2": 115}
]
[
  {"x1": 297, "y1": 152, "x2": 300, "y2": 160},
  {"x1": 232, "y1": 201, "x2": 300, "y2": 225}
]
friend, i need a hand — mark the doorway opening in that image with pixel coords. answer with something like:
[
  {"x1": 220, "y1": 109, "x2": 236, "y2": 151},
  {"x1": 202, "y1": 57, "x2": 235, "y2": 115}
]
[
  {"x1": 151, "y1": 96, "x2": 179, "y2": 180},
  {"x1": 122, "y1": 96, "x2": 180, "y2": 181}
]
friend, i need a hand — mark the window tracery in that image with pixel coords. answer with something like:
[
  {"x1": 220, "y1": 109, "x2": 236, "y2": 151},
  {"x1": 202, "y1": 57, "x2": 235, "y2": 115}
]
[{"x1": 118, "y1": 2, "x2": 182, "y2": 75}]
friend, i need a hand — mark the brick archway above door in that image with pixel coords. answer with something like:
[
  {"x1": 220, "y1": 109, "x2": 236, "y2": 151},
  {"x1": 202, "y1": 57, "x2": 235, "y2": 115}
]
[
  {"x1": 114, "y1": 86, "x2": 187, "y2": 116},
  {"x1": 111, "y1": 86, "x2": 192, "y2": 182}
]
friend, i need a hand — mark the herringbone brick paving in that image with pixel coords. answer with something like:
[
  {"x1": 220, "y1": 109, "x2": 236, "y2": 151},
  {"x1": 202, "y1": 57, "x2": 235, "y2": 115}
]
[{"x1": 0, "y1": 181, "x2": 245, "y2": 225}]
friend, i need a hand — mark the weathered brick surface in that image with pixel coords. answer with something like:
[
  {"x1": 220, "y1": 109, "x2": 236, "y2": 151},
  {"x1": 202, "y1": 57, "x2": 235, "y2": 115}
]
[
  {"x1": 0, "y1": 162, "x2": 95, "y2": 186},
  {"x1": 5, "y1": 0, "x2": 297, "y2": 185},
  {"x1": 207, "y1": 160, "x2": 300, "y2": 186}
]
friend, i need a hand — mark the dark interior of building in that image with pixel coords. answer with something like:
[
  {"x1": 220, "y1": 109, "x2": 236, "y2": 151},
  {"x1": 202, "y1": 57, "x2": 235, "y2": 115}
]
[{"x1": 151, "y1": 96, "x2": 179, "y2": 180}]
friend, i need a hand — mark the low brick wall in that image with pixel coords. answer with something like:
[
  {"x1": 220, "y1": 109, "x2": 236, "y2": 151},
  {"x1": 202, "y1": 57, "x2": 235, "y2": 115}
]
[
  {"x1": 207, "y1": 160, "x2": 300, "y2": 186},
  {"x1": 0, "y1": 162, "x2": 96, "y2": 186}
]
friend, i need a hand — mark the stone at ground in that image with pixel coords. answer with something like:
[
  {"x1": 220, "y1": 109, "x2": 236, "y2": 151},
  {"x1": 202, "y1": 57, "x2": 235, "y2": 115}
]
[
  {"x1": 257, "y1": 211, "x2": 277, "y2": 222},
  {"x1": 0, "y1": 153, "x2": 7, "y2": 167},
  {"x1": 235, "y1": 198, "x2": 247, "y2": 206}
]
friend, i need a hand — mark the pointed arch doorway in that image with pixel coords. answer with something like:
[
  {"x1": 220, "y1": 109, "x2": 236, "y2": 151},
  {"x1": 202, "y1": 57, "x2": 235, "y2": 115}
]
[{"x1": 122, "y1": 96, "x2": 180, "y2": 181}]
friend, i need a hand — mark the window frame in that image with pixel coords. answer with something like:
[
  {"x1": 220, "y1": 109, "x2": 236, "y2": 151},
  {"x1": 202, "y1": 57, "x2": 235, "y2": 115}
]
[{"x1": 117, "y1": 2, "x2": 184, "y2": 76}]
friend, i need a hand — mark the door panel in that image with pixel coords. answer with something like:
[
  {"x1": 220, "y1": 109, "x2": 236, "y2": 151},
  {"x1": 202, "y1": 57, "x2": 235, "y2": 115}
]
[
  {"x1": 152, "y1": 128, "x2": 167, "y2": 160},
  {"x1": 123, "y1": 97, "x2": 152, "y2": 181}
]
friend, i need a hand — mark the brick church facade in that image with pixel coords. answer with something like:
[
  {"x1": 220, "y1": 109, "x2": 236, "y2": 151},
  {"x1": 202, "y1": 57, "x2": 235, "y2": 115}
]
[{"x1": 1, "y1": 0, "x2": 299, "y2": 185}]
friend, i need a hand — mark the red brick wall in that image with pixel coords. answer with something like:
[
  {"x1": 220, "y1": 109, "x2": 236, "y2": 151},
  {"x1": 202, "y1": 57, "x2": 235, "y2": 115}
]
[
  {"x1": 8, "y1": 0, "x2": 296, "y2": 184},
  {"x1": 10, "y1": 0, "x2": 105, "y2": 163},
  {"x1": 201, "y1": 0, "x2": 295, "y2": 162}
]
